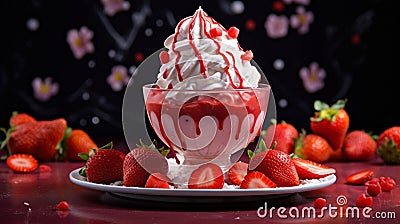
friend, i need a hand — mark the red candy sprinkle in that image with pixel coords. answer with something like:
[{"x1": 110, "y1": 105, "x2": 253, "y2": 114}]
[
  {"x1": 241, "y1": 50, "x2": 253, "y2": 61},
  {"x1": 228, "y1": 26, "x2": 239, "y2": 39},
  {"x1": 356, "y1": 194, "x2": 372, "y2": 207},
  {"x1": 210, "y1": 27, "x2": 222, "y2": 38},
  {"x1": 159, "y1": 51, "x2": 170, "y2": 64},
  {"x1": 314, "y1": 197, "x2": 326, "y2": 209},
  {"x1": 56, "y1": 201, "x2": 70, "y2": 211}
]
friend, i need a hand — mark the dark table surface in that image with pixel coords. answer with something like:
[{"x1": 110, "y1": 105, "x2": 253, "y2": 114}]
[{"x1": 1, "y1": 157, "x2": 399, "y2": 224}]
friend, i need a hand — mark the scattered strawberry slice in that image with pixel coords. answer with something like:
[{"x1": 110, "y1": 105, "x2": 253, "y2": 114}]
[
  {"x1": 345, "y1": 170, "x2": 374, "y2": 185},
  {"x1": 378, "y1": 177, "x2": 396, "y2": 192},
  {"x1": 314, "y1": 197, "x2": 326, "y2": 209},
  {"x1": 356, "y1": 194, "x2": 373, "y2": 207},
  {"x1": 188, "y1": 163, "x2": 224, "y2": 189},
  {"x1": 367, "y1": 183, "x2": 381, "y2": 196},
  {"x1": 227, "y1": 161, "x2": 248, "y2": 185},
  {"x1": 6, "y1": 154, "x2": 38, "y2": 173},
  {"x1": 56, "y1": 200, "x2": 70, "y2": 211},
  {"x1": 292, "y1": 158, "x2": 336, "y2": 179},
  {"x1": 39, "y1": 164, "x2": 52, "y2": 173},
  {"x1": 145, "y1": 173, "x2": 171, "y2": 189},
  {"x1": 240, "y1": 171, "x2": 277, "y2": 189}
]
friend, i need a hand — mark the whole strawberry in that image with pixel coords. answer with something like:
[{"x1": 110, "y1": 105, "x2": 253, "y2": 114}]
[
  {"x1": 6, "y1": 118, "x2": 67, "y2": 160},
  {"x1": 249, "y1": 140, "x2": 299, "y2": 187},
  {"x1": 310, "y1": 99, "x2": 349, "y2": 151},
  {"x1": 377, "y1": 126, "x2": 400, "y2": 164},
  {"x1": 343, "y1": 130, "x2": 377, "y2": 161},
  {"x1": 9, "y1": 112, "x2": 36, "y2": 127},
  {"x1": 263, "y1": 120, "x2": 299, "y2": 155},
  {"x1": 295, "y1": 131, "x2": 332, "y2": 163},
  {"x1": 65, "y1": 129, "x2": 98, "y2": 161},
  {"x1": 80, "y1": 145, "x2": 126, "y2": 184},
  {"x1": 123, "y1": 141, "x2": 169, "y2": 187}
]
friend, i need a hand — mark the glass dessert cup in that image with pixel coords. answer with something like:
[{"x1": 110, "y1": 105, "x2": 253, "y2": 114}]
[{"x1": 143, "y1": 84, "x2": 271, "y2": 176}]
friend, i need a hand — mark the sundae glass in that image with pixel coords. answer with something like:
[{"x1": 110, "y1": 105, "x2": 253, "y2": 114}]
[{"x1": 142, "y1": 7, "x2": 272, "y2": 179}]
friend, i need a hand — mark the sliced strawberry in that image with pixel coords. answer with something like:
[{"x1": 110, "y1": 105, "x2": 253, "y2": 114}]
[
  {"x1": 364, "y1": 178, "x2": 379, "y2": 186},
  {"x1": 227, "y1": 161, "x2": 248, "y2": 185},
  {"x1": 227, "y1": 26, "x2": 239, "y2": 38},
  {"x1": 346, "y1": 170, "x2": 374, "y2": 185},
  {"x1": 188, "y1": 163, "x2": 224, "y2": 189},
  {"x1": 240, "y1": 171, "x2": 277, "y2": 189},
  {"x1": 39, "y1": 164, "x2": 52, "y2": 173},
  {"x1": 356, "y1": 194, "x2": 373, "y2": 207},
  {"x1": 6, "y1": 154, "x2": 38, "y2": 173},
  {"x1": 378, "y1": 177, "x2": 396, "y2": 192},
  {"x1": 292, "y1": 158, "x2": 336, "y2": 179},
  {"x1": 314, "y1": 197, "x2": 326, "y2": 209},
  {"x1": 145, "y1": 173, "x2": 171, "y2": 189}
]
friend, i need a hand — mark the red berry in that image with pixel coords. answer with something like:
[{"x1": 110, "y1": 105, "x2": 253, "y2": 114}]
[
  {"x1": 314, "y1": 197, "x2": 326, "y2": 209},
  {"x1": 145, "y1": 173, "x2": 171, "y2": 189},
  {"x1": 227, "y1": 26, "x2": 239, "y2": 38},
  {"x1": 364, "y1": 178, "x2": 379, "y2": 186},
  {"x1": 366, "y1": 183, "x2": 381, "y2": 196},
  {"x1": 378, "y1": 176, "x2": 396, "y2": 192},
  {"x1": 210, "y1": 27, "x2": 222, "y2": 38},
  {"x1": 356, "y1": 194, "x2": 372, "y2": 207},
  {"x1": 56, "y1": 201, "x2": 69, "y2": 211},
  {"x1": 345, "y1": 170, "x2": 374, "y2": 185}
]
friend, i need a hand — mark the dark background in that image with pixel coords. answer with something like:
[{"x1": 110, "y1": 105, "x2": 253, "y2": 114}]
[{"x1": 0, "y1": 0, "x2": 396, "y2": 148}]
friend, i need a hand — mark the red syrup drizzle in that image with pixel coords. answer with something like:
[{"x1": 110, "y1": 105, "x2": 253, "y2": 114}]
[
  {"x1": 199, "y1": 10, "x2": 244, "y2": 89},
  {"x1": 171, "y1": 18, "x2": 189, "y2": 82},
  {"x1": 188, "y1": 10, "x2": 207, "y2": 78}
]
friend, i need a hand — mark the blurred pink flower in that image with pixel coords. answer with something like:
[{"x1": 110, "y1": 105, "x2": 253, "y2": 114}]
[
  {"x1": 107, "y1": 65, "x2": 130, "y2": 91},
  {"x1": 32, "y1": 77, "x2": 59, "y2": 102},
  {"x1": 66, "y1": 26, "x2": 94, "y2": 59},
  {"x1": 265, "y1": 14, "x2": 289, "y2": 39},
  {"x1": 299, "y1": 62, "x2": 326, "y2": 93},
  {"x1": 101, "y1": 0, "x2": 130, "y2": 16},
  {"x1": 283, "y1": 0, "x2": 310, "y2": 5},
  {"x1": 290, "y1": 6, "x2": 314, "y2": 34}
]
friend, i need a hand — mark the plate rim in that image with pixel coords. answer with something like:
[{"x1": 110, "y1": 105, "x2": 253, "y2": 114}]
[{"x1": 69, "y1": 168, "x2": 336, "y2": 197}]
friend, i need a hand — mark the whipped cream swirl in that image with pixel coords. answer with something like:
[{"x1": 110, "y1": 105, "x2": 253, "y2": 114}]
[{"x1": 156, "y1": 7, "x2": 261, "y2": 90}]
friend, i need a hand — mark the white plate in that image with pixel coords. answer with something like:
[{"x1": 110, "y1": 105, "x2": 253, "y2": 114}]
[{"x1": 69, "y1": 168, "x2": 336, "y2": 203}]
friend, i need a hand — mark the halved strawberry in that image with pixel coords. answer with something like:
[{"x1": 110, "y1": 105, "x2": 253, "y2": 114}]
[
  {"x1": 6, "y1": 154, "x2": 38, "y2": 173},
  {"x1": 227, "y1": 161, "x2": 248, "y2": 185},
  {"x1": 188, "y1": 163, "x2": 224, "y2": 189},
  {"x1": 345, "y1": 170, "x2": 374, "y2": 185},
  {"x1": 292, "y1": 158, "x2": 336, "y2": 179},
  {"x1": 240, "y1": 171, "x2": 277, "y2": 189},
  {"x1": 145, "y1": 173, "x2": 171, "y2": 189}
]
